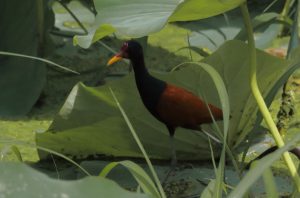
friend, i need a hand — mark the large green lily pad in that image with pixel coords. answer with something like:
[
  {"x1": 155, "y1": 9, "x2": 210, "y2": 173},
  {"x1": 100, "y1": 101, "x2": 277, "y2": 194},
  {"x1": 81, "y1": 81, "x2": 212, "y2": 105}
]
[
  {"x1": 37, "y1": 80, "x2": 218, "y2": 160},
  {"x1": 74, "y1": 0, "x2": 244, "y2": 48},
  {"x1": 0, "y1": 162, "x2": 148, "y2": 198},
  {"x1": 169, "y1": 0, "x2": 245, "y2": 22},
  {"x1": 36, "y1": 40, "x2": 290, "y2": 160}
]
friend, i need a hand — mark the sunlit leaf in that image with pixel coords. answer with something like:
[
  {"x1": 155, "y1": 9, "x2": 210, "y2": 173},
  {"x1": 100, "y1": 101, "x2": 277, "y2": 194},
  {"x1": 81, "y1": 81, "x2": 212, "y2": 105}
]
[
  {"x1": 74, "y1": 0, "x2": 244, "y2": 48},
  {"x1": 73, "y1": 24, "x2": 116, "y2": 48},
  {"x1": 10, "y1": 146, "x2": 23, "y2": 162},
  {"x1": 169, "y1": 0, "x2": 245, "y2": 22},
  {"x1": 200, "y1": 179, "x2": 215, "y2": 198}
]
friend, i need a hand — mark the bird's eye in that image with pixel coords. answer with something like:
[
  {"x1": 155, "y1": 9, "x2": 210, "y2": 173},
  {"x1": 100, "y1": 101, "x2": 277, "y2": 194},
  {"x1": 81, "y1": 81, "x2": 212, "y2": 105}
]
[{"x1": 121, "y1": 42, "x2": 129, "y2": 52}]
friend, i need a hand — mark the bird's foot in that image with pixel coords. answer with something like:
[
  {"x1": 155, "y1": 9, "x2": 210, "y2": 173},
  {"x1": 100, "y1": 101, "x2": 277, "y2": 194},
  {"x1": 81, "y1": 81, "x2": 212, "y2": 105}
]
[{"x1": 162, "y1": 160, "x2": 177, "y2": 188}]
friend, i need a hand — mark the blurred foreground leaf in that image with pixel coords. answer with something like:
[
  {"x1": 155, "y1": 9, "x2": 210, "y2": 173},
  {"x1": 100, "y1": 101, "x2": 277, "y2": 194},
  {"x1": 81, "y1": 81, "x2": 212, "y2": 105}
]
[{"x1": 0, "y1": 162, "x2": 148, "y2": 198}]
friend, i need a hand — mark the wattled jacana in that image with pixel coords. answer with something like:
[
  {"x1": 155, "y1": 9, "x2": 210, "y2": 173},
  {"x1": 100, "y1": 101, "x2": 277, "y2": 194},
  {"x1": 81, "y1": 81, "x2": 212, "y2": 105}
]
[{"x1": 107, "y1": 40, "x2": 223, "y2": 165}]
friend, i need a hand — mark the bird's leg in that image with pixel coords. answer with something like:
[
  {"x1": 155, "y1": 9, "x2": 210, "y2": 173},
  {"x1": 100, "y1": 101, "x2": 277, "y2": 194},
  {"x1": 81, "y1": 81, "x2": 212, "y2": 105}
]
[
  {"x1": 166, "y1": 125, "x2": 177, "y2": 167},
  {"x1": 169, "y1": 135, "x2": 177, "y2": 167},
  {"x1": 162, "y1": 132, "x2": 177, "y2": 187}
]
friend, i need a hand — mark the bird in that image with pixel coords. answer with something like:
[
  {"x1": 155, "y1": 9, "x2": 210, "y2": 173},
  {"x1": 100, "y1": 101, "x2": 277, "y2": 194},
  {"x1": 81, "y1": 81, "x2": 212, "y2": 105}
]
[{"x1": 107, "y1": 40, "x2": 223, "y2": 165}]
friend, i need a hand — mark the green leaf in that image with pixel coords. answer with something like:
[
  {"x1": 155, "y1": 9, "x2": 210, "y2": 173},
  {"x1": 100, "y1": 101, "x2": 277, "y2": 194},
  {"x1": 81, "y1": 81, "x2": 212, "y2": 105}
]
[
  {"x1": 36, "y1": 40, "x2": 290, "y2": 159},
  {"x1": 286, "y1": 1, "x2": 299, "y2": 58},
  {"x1": 0, "y1": 162, "x2": 149, "y2": 198},
  {"x1": 74, "y1": 0, "x2": 181, "y2": 48},
  {"x1": 0, "y1": 0, "x2": 46, "y2": 116},
  {"x1": 169, "y1": 0, "x2": 245, "y2": 22},
  {"x1": 262, "y1": 167, "x2": 279, "y2": 198},
  {"x1": 10, "y1": 146, "x2": 23, "y2": 162},
  {"x1": 228, "y1": 133, "x2": 300, "y2": 198},
  {"x1": 74, "y1": 0, "x2": 244, "y2": 48},
  {"x1": 37, "y1": 80, "x2": 216, "y2": 160},
  {"x1": 181, "y1": 13, "x2": 242, "y2": 52},
  {"x1": 73, "y1": 24, "x2": 116, "y2": 48},
  {"x1": 100, "y1": 160, "x2": 161, "y2": 197},
  {"x1": 177, "y1": 46, "x2": 210, "y2": 57},
  {"x1": 214, "y1": 146, "x2": 226, "y2": 197},
  {"x1": 200, "y1": 179, "x2": 216, "y2": 198},
  {"x1": 100, "y1": 162, "x2": 119, "y2": 177},
  {"x1": 188, "y1": 40, "x2": 289, "y2": 147},
  {"x1": 234, "y1": 12, "x2": 288, "y2": 49},
  {"x1": 0, "y1": 145, "x2": 23, "y2": 162},
  {"x1": 234, "y1": 12, "x2": 279, "y2": 41},
  {"x1": 0, "y1": 139, "x2": 91, "y2": 176},
  {"x1": 255, "y1": 23, "x2": 283, "y2": 49}
]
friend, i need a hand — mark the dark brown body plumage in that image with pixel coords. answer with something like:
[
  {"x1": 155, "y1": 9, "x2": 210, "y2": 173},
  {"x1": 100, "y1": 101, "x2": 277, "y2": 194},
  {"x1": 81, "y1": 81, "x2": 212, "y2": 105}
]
[{"x1": 156, "y1": 84, "x2": 223, "y2": 133}]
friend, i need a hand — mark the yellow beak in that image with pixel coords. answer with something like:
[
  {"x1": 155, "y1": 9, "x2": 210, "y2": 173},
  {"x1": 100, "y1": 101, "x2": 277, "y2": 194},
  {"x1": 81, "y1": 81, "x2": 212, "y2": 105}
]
[{"x1": 107, "y1": 55, "x2": 122, "y2": 66}]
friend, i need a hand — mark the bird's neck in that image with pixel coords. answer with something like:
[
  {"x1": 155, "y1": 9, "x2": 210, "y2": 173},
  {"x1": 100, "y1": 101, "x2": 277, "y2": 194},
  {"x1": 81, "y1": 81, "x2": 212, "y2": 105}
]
[
  {"x1": 131, "y1": 56, "x2": 151, "y2": 85},
  {"x1": 131, "y1": 56, "x2": 152, "y2": 108},
  {"x1": 130, "y1": 55, "x2": 166, "y2": 117}
]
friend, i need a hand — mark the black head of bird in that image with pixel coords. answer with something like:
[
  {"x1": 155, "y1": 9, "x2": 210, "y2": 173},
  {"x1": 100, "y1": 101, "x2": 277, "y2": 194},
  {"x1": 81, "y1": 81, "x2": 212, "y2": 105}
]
[{"x1": 107, "y1": 40, "x2": 143, "y2": 66}]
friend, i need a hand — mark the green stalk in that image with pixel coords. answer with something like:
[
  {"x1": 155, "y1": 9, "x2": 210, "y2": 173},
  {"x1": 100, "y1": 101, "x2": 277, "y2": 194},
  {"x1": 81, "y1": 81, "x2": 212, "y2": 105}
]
[
  {"x1": 240, "y1": 2, "x2": 300, "y2": 191},
  {"x1": 280, "y1": 0, "x2": 292, "y2": 19}
]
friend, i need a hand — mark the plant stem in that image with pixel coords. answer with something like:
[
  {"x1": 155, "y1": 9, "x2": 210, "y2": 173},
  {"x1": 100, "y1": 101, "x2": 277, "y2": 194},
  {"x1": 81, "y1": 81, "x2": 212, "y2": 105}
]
[
  {"x1": 240, "y1": 2, "x2": 300, "y2": 191},
  {"x1": 281, "y1": 0, "x2": 292, "y2": 19}
]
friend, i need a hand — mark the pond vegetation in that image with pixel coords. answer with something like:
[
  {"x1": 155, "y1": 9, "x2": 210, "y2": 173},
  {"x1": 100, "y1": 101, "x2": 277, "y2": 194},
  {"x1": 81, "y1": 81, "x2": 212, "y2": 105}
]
[{"x1": 0, "y1": 0, "x2": 300, "y2": 197}]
